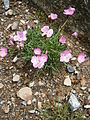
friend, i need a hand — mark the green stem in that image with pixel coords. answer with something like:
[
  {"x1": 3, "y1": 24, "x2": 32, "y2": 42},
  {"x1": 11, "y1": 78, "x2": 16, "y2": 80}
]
[
  {"x1": 63, "y1": 62, "x2": 68, "y2": 66},
  {"x1": 58, "y1": 18, "x2": 68, "y2": 34}
]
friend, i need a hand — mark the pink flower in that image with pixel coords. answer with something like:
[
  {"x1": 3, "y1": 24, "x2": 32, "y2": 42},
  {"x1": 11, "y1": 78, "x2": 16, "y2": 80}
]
[
  {"x1": 46, "y1": 29, "x2": 53, "y2": 38},
  {"x1": 77, "y1": 52, "x2": 86, "y2": 63},
  {"x1": 34, "y1": 48, "x2": 41, "y2": 55},
  {"x1": 41, "y1": 26, "x2": 53, "y2": 37},
  {"x1": 59, "y1": 36, "x2": 66, "y2": 44},
  {"x1": 31, "y1": 56, "x2": 40, "y2": 68},
  {"x1": 0, "y1": 47, "x2": 7, "y2": 58},
  {"x1": 48, "y1": 13, "x2": 58, "y2": 20},
  {"x1": 10, "y1": 35, "x2": 14, "y2": 46},
  {"x1": 31, "y1": 54, "x2": 48, "y2": 69},
  {"x1": 37, "y1": 56, "x2": 45, "y2": 68},
  {"x1": 41, "y1": 54, "x2": 48, "y2": 62},
  {"x1": 72, "y1": 32, "x2": 78, "y2": 38},
  {"x1": 63, "y1": 7, "x2": 75, "y2": 15},
  {"x1": 60, "y1": 50, "x2": 72, "y2": 62},
  {"x1": 14, "y1": 31, "x2": 27, "y2": 42},
  {"x1": 41, "y1": 26, "x2": 49, "y2": 33}
]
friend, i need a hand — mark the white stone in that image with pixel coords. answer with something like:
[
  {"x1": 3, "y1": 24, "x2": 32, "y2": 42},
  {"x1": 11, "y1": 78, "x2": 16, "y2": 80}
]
[
  {"x1": 8, "y1": 9, "x2": 13, "y2": 15},
  {"x1": 13, "y1": 75, "x2": 20, "y2": 82},
  {"x1": 5, "y1": 9, "x2": 13, "y2": 16},
  {"x1": 29, "y1": 81, "x2": 34, "y2": 87},
  {"x1": 64, "y1": 76, "x2": 71, "y2": 86},
  {"x1": 0, "y1": 83, "x2": 4, "y2": 89},
  {"x1": 84, "y1": 105, "x2": 90, "y2": 109},
  {"x1": 11, "y1": 21, "x2": 19, "y2": 30},
  {"x1": 75, "y1": 70, "x2": 79, "y2": 74},
  {"x1": 29, "y1": 110, "x2": 35, "y2": 114},
  {"x1": 38, "y1": 101, "x2": 42, "y2": 109},
  {"x1": 39, "y1": 81, "x2": 45, "y2": 86},
  {"x1": 34, "y1": 92, "x2": 39, "y2": 96},
  {"x1": 12, "y1": 56, "x2": 18, "y2": 63},
  {"x1": 80, "y1": 87, "x2": 87, "y2": 90},
  {"x1": 17, "y1": 87, "x2": 32, "y2": 102},
  {"x1": 88, "y1": 88, "x2": 90, "y2": 93},
  {"x1": 71, "y1": 57, "x2": 77, "y2": 61},
  {"x1": 32, "y1": 98, "x2": 36, "y2": 103},
  {"x1": 88, "y1": 95, "x2": 90, "y2": 101},
  {"x1": 71, "y1": 89, "x2": 76, "y2": 94},
  {"x1": 25, "y1": 9, "x2": 29, "y2": 12},
  {"x1": 2, "y1": 104, "x2": 9, "y2": 113},
  {"x1": 6, "y1": 24, "x2": 12, "y2": 30},
  {"x1": 27, "y1": 100, "x2": 31, "y2": 105},
  {"x1": 20, "y1": 20, "x2": 25, "y2": 24},
  {"x1": 69, "y1": 93, "x2": 80, "y2": 111}
]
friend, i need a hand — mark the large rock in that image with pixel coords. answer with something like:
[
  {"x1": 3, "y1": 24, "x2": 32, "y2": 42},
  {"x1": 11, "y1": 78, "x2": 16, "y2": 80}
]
[{"x1": 17, "y1": 87, "x2": 32, "y2": 102}]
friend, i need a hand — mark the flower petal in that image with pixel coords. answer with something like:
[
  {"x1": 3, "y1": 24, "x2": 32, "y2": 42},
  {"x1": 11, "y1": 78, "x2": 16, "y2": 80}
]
[{"x1": 47, "y1": 29, "x2": 53, "y2": 37}]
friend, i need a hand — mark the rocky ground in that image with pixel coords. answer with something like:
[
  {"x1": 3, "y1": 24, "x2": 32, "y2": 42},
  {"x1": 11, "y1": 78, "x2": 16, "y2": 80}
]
[{"x1": 0, "y1": 1, "x2": 90, "y2": 120}]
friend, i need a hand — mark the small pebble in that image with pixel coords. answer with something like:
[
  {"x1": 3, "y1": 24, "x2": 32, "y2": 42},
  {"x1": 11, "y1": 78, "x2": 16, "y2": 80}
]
[
  {"x1": 29, "y1": 110, "x2": 35, "y2": 114},
  {"x1": 0, "y1": 83, "x2": 4, "y2": 89},
  {"x1": 29, "y1": 81, "x2": 34, "y2": 87},
  {"x1": 76, "y1": 41, "x2": 79, "y2": 45},
  {"x1": 2, "y1": 104, "x2": 10, "y2": 113},
  {"x1": 69, "y1": 93, "x2": 80, "y2": 111},
  {"x1": 67, "y1": 65, "x2": 75, "y2": 73},
  {"x1": 12, "y1": 56, "x2": 18, "y2": 63},
  {"x1": 88, "y1": 95, "x2": 90, "y2": 101},
  {"x1": 84, "y1": 105, "x2": 90, "y2": 109},
  {"x1": 38, "y1": 81, "x2": 45, "y2": 86},
  {"x1": 88, "y1": 88, "x2": 90, "y2": 93},
  {"x1": 76, "y1": 63, "x2": 79, "y2": 67},
  {"x1": 27, "y1": 100, "x2": 31, "y2": 105},
  {"x1": 21, "y1": 101, "x2": 27, "y2": 106},
  {"x1": 71, "y1": 89, "x2": 76, "y2": 94},
  {"x1": 5, "y1": 9, "x2": 13, "y2": 16},
  {"x1": 13, "y1": 74, "x2": 20, "y2": 82},
  {"x1": 80, "y1": 87, "x2": 87, "y2": 90},
  {"x1": 32, "y1": 98, "x2": 36, "y2": 103},
  {"x1": 34, "y1": 92, "x2": 39, "y2": 96},
  {"x1": 11, "y1": 21, "x2": 19, "y2": 30},
  {"x1": 64, "y1": 76, "x2": 71, "y2": 86},
  {"x1": 38, "y1": 101, "x2": 42, "y2": 109},
  {"x1": 71, "y1": 57, "x2": 76, "y2": 61}
]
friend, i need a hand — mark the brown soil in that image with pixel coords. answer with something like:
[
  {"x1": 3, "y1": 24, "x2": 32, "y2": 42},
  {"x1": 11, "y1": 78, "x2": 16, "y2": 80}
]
[{"x1": 0, "y1": 1, "x2": 90, "y2": 120}]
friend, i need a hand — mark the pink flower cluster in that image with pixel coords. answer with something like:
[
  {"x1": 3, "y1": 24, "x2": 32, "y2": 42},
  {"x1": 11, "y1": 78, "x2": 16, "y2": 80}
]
[
  {"x1": 10, "y1": 31, "x2": 27, "y2": 48},
  {"x1": 60, "y1": 49, "x2": 86, "y2": 64},
  {"x1": 41, "y1": 26, "x2": 53, "y2": 38},
  {"x1": 0, "y1": 47, "x2": 7, "y2": 58},
  {"x1": 48, "y1": 13, "x2": 58, "y2": 20},
  {"x1": 31, "y1": 48, "x2": 48, "y2": 68}
]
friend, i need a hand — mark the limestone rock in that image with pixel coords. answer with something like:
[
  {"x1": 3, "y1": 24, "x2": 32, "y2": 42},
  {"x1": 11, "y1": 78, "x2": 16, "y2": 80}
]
[
  {"x1": 13, "y1": 74, "x2": 20, "y2": 82},
  {"x1": 0, "y1": 83, "x2": 4, "y2": 89},
  {"x1": 11, "y1": 21, "x2": 19, "y2": 30},
  {"x1": 64, "y1": 76, "x2": 71, "y2": 86},
  {"x1": 17, "y1": 87, "x2": 32, "y2": 102}
]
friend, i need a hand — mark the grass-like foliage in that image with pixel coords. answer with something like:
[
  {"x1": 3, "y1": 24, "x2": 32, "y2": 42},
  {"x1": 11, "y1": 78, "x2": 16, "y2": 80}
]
[
  {"x1": 22, "y1": 25, "x2": 66, "y2": 71},
  {"x1": 42, "y1": 102, "x2": 88, "y2": 120}
]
